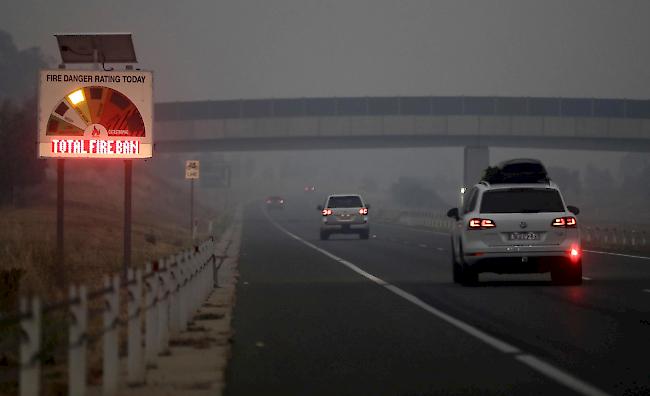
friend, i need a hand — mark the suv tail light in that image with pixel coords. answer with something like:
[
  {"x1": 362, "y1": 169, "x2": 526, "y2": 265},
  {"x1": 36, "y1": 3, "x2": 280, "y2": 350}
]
[
  {"x1": 569, "y1": 245, "x2": 581, "y2": 262},
  {"x1": 552, "y1": 216, "x2": 577, "y2": 228},
  {"x1": 359, "y1": 208, "x2": 368, "y2": 215},
  {"x1": 321, "y1": 209, "x2": 332, "y2": 216},
  {"x1": 468, "y1": 218, "x2": 496, "y2": 230}
]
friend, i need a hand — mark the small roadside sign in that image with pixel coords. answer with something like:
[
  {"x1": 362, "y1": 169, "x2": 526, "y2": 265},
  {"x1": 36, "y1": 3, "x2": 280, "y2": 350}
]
[{"x1": 185, "y1": 160, "x2": 200, "y2": 179}]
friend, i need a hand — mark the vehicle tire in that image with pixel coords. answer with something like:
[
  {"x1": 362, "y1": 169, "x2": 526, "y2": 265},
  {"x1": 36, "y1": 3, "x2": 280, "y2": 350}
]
[
  {"x1": 320, "y1": 231, "x2": 329, "y2": 240},
  {"x1": 461, "y1": 265, "x2": 479, "y2": 286},
  {"x1": 451, "y1": 238, "x2": 462, "y2": 283},
  {"x1": 359, "y1": 230, "x2": 370, "y2": 240},
  {"x1": 551, "y1": 259, "x2": 582, "y2": 285},
  {"x1": 452, "y1": 260, "x2": 462, "y2": 283}
]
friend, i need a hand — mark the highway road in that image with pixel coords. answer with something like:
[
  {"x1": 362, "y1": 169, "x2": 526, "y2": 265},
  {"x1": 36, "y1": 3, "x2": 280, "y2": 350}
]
[{"x1": 225, "y1": 198, "x2": 650, "y2": 396}]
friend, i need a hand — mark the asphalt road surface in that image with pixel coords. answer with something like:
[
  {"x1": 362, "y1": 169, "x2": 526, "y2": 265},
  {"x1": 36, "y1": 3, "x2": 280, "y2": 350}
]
[{"x1": 225, "y1": 198, "x2": 650, "y2": 396}]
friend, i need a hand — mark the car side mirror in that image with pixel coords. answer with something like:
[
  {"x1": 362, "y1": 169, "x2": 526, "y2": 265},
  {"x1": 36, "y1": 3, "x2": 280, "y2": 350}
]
[
  {"x1": 567, "y1": 205, "x2": 580, "y2": 215},
  {"x1": 317, "y1": 205, "x2": 323, "y2": 211},
  {"x1": 447, "y1": 207, "x2": 459, "y2": 220},
  {"x1": 366, "y1": 204, "x2": 371, "y2": 209}
]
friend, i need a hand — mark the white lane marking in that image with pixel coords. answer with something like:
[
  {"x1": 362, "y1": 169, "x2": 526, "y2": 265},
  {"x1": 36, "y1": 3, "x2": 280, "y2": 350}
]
[
  {"x1": 419, "y1": 244, "x2": 428, "y2": 248},
  {"x1": 265, "y1": 212, "x2": 610, "y2": 396},
  {"x1": 584, "y1": 250, "x2": 650, "y2": 261},
  {"x1": 516, "y1": 355, "x2": 609, "y2": 396},
  {"x1": 383, "y1": 284, "x2": 520, "y2": 354},
  {"x1": 581, "y1": 277, "x2": 591, "y2": 281},
  {"x1": 643, "y1": 289, "x2": 650, "y2": 293},
  {"x1": 436, "y1": 247, "x2": 444, "y2": 251}
]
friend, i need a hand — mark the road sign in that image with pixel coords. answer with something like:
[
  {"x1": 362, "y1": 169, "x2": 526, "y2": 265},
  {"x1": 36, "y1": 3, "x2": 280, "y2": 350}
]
[
  {"x1": 185, "y1": 160, "x2": 200, "y2": 179},
  {"x1": 38, "y1": 69, "x2": 153, "y2": 159}
]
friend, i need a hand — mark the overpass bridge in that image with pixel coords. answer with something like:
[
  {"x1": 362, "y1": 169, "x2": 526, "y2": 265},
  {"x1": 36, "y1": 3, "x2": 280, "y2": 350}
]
[{"x1": 153, "y1": 96, "x2": 650, "y2": 184}]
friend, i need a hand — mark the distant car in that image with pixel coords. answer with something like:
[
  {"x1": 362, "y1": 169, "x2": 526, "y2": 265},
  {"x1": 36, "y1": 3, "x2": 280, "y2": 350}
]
[
  {"x1": 447, "y1": 159, "x2": 582, "y2": 286},
  {"x1": 265, "y1": 196, "x2": 285, "y2": 209},
  {"x1": 304, "y1": 186, "x2": 316, "y2": 192},
  {"x1": 318, "y1": 194, "x2": 370, "y2": 240}
]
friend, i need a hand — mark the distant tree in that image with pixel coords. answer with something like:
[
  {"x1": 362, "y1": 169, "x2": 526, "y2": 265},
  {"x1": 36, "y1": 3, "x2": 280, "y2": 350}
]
[
  {"x1": 0, "y1": 29, "x2": 49, "y2": 102},
  {"x1": 360, "y1": 176, "x2": 379, "y2": 193},
  {"x1": 0, "y1": 99, "x2": 45, "y2": 205},
  {"x1": 0, "y1": 31, "x2": 49, "y2": 205},
  {"x1": 389, "y1": 177, "x2": 447, "y2": 209}
]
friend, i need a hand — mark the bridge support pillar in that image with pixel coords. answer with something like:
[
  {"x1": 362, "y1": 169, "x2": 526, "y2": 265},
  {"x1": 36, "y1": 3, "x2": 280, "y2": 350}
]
[{"x1": 463, "y1": 146, "x2": 489, "y2": 187}]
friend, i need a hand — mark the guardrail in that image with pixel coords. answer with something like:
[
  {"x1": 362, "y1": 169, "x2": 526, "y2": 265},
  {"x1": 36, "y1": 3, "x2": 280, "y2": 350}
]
[
  {"x1": 0, "y1": 234, "x2": 234, "y2": 396},
  {"x1": 374, "y1": 208, "x2": 650, "y2": 251},
  {"x1": 582, "y1": 226, "x2": 649, "y2": 250}
]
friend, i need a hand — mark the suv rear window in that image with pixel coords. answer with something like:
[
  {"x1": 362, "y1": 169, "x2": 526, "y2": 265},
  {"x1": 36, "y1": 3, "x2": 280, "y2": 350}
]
[
  {"x1": 480, "y1": 189, "x2": 564, "y2": 213},
  {"x1": 327, "y1": 196, "x2": 363, "y2": 208}
]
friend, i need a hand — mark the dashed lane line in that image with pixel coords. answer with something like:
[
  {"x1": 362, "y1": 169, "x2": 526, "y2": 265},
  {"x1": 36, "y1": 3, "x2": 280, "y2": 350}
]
[
  {"x1": 584, "y1": 250, "x2": 650, "y2": 261},
  {"x1": 265, "y1": 212, "x2": 610, "y2": 396}
]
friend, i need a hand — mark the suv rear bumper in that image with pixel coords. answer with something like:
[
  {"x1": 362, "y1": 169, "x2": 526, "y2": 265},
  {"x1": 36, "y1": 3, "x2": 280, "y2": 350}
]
[
  {"x1": 463, "y1": 250, "x2": 579, "y2": 273},
  {"x1": 321, "y1": 223, "x2": 369, "y2": 233}
]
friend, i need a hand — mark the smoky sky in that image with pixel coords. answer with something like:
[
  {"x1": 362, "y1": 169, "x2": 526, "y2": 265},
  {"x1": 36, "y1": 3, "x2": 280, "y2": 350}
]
[{"x1": 2, "y1": 0, "x2": 650, "y2": 102}]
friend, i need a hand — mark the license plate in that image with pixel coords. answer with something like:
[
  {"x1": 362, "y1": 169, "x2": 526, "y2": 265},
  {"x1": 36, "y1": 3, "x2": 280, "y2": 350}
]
[{"x1": 509, "y1": 232, "x2": 539, "y2": 241}]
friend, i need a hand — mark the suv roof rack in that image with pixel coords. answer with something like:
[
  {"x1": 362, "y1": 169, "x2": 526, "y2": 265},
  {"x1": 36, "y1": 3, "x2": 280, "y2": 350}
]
[{"x1": 481, "y1": 158, "x2": 550, "y2": 184}]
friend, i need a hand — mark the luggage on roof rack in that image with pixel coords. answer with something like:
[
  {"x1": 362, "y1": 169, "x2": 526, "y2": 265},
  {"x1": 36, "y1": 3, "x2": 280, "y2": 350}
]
[{"x1": 481, "y1": 159, "x2": 549, "y2": 184}]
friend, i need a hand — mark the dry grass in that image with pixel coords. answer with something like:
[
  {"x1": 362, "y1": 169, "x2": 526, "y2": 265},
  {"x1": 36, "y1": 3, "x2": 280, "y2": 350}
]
[
  {"x1": 0, "y1": 161, "x2": 229, "y2": 395},
  {"x1": 0, "y1": 159, "x2": 223, "y2": 304}
]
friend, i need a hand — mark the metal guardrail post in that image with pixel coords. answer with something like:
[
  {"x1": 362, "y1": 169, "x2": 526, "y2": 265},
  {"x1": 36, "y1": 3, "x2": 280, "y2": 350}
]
[
  {"x1": 103, "y1": 275, "x2": 120, "y2": 396},
  {"x1": 127, "y1": 269, "x2": 144, "y2": 385},
  {"x1": 69, "y1": 285, "x2": 87, "y2": 396},
  {"x1": 144, "y1": 263, "x2": 159, "y2": 365},
  {"x1": 19, "y1": 296, "x2": 41, "y2": 396},
  {"x1": 178, "y1": 253, "x2": 188, "y2": 332},
  {"x1": 158, "y1": 261, "x2": 170, "y2": 355},
  {"x1": 169, "y1": 255, "x2": 180, "y2": 337}
]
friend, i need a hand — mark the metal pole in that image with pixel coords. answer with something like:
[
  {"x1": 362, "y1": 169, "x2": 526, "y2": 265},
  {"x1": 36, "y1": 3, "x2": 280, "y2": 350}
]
[
  {"x1": 190, "y1": 179, "x2": 194, "y2": 239},
  {"x1": 124, "y1": 160, "x2": 132, "y2": 278},
  {"x1": 56, "y1": 159, "x2": 64, "y2": 268}
]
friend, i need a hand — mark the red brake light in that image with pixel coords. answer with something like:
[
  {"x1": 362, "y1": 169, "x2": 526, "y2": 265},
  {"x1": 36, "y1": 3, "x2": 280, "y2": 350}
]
[
  {"x1": 359, "y1": 208, "x2": 368, "y2": 215},
  {"x1": 481, "y1": 219, "x2": 495, "y2": 228},
  {"x1": 469, "y1": 218, "x2": 495, "y2": 229},
  {"x1": 569, "y1": 245, "x2": 581, "y2": 262},
  {"x1": 552, "y1": 217, "x2": 577, "y2": 228},
  {"x1": 322, "y1": 209, "x2": 332, "y2": 216}
]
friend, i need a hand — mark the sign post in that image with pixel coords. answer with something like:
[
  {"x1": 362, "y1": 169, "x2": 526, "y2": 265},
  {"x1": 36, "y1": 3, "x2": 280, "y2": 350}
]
[
  {"x1": 185, "y1": 160, "x2": 200, "y2": 240},
  {"x1": 56, "y1": 158, "x2": 64, "y2": 269}
]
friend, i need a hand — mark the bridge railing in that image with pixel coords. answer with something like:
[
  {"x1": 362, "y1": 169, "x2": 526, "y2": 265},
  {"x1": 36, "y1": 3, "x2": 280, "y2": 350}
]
[
  {"x1": 156, "y1": 96, "x2": 650, "y2": 122},
  {"x1": 0, "y1": 234, "x2": 234, "y2": 396}
]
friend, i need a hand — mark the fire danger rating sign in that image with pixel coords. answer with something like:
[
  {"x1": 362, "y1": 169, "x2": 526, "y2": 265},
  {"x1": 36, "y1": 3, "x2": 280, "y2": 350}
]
[{"x1": 38, "y1": 69, "x2": 153, "y2": 159}]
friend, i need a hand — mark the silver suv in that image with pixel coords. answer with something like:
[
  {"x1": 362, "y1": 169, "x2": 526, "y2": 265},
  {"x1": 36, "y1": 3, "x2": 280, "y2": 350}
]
[
  {"x1": 447, "y1": 160, "x2": 582, "y2": 286},
  {"x1": 318, "y1": 194, "x2": 370, "y2": 240}
]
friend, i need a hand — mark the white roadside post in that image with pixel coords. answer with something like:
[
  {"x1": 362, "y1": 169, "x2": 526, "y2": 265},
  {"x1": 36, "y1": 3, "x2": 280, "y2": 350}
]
[
  {"x1": 158, "y1": 262, "x2": 170, "y2": 355},
  {"x1": 178, "y1": 255, "x2": 188, "y2": 332},
  {"x1": 127, "y1": 269, "x2": 144, "y2": 385},
  {"x1": 19, "y1": 297, "x2": 41, "y2": 396},
  {"x1": 144, "y1": 263, "x2": 159, "y2": 365},
  {"x1": 168, "y1": 256, "x2": 180, "y2": 337},
  {"x1": 68, "y1": 285, "x2": 87, "y2": 396},
  {"x1": 103, "y1": 275, "x2": 120, "y2": 396}
]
